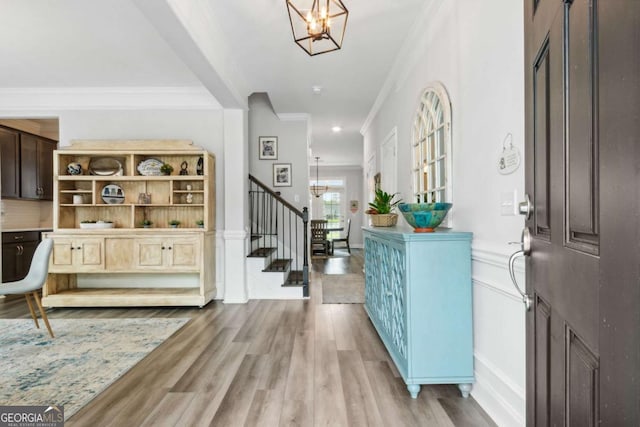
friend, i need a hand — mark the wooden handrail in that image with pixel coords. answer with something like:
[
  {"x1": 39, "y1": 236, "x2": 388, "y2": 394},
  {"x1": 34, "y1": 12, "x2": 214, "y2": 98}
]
[{"x1": 248, "y1": 174, "x2": 304, "y2": 217}]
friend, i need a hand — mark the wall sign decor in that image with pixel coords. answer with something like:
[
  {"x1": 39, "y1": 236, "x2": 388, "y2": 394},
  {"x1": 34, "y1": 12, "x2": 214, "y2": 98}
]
[
  {"x1": 273, "y1": 163, "x2": 292, "y2": 187},
  {"x1": 497, "y1": 133, "x2": 521, "y2": 175},
  {"x1": 259, "y1": 136, "x2": 278, "y2": 160},
  {"x1": 350, "y1": 200, "x2": 359, "y2": 213}
]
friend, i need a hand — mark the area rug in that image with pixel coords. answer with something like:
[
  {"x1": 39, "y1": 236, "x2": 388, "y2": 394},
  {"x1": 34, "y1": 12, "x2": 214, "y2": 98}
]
[
  {"x1": 0, "y1": 318, "x2": 189, "y2": 420},
  {"x1": 322, "y1": 273, "x2": 365, "y2": 303}
]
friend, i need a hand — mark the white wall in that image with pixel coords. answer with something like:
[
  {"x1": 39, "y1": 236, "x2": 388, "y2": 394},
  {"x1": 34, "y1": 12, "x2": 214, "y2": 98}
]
[
  {"x1": 58, "y1": 109, "x2": 225, "y2": 229},
  {"x1": 313, "y1": 165, "x2": 365, "y2": 248},
  {"x1": 248, "y1": 93, "x2": 308, "y2": 211},
  {"x1": 362, "y1": 1, "x2": 526, "y2": 425}
]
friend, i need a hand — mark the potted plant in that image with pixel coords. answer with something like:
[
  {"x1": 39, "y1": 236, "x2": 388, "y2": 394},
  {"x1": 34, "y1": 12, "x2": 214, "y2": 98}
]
[
  {"x1": 141, "y1": 219, "x2": 153, "y2": 228},
  {"x1": 168, "y1": 219, "x2": 181, "y2": 228},
  {"x1": 160, "y1": 163, "x2": 174, "y2": 175},
  {"x1": 195, "y1": 219, "x2": 204, "y2": 228},
  {"x1": 366, "y1": 189, "x2": 402, "y2": 227}
]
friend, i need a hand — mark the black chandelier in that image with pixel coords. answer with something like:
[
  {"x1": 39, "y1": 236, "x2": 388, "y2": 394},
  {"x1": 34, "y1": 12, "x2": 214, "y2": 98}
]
[
  {"x1": 286, "y1": 0, "x2": 349, "y2": 56},
  {"x1": 310, "y1": 157, "x2": 328, "y2": 198}
]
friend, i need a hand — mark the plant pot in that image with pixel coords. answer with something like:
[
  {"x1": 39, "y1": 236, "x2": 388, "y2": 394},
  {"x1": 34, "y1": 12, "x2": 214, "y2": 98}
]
[
  {"x1": 170, "y1": 224, "x2": 179, "y2": 228},
  {"x1": 369, "y1": 213, "x2": 398, "y2": 227},
  {"x1": 143, "y1": 225, "x2": 151, "y2": 228}
]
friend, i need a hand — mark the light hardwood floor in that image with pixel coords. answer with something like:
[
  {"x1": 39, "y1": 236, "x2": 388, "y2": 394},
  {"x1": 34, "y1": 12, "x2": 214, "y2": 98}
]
[{"x1": 0, "y1": 250, "x2": 495, "y2": 426}]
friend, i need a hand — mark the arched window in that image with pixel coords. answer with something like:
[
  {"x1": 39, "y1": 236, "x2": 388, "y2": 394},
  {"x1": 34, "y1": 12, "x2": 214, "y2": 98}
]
[{"x1": 412, "y1": 82, "x2": 452, "y2": 205}]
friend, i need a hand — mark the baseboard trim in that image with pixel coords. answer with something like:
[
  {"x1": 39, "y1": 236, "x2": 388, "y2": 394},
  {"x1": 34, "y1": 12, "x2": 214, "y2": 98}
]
[{"x1": 473, "y1": 352, "x2": 525, "y2": 427}]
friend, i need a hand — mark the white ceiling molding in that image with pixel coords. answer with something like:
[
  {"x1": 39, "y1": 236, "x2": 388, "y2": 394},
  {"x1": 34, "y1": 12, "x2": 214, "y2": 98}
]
[
  {"x1": 277, "y1": 113, "x2": 310, "y2": 122},
  {"x1": 0, "y1": 87, "x2": 221, "y2": 111},
  {"x1": 360, "y1": 0, "x2": 445, "y2": 136}
]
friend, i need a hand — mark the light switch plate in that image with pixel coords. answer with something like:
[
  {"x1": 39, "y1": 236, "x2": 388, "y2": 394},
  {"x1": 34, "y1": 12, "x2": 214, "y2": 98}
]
[{"x1": 500, "y1": 190, "x2": 518, "y2": 216}]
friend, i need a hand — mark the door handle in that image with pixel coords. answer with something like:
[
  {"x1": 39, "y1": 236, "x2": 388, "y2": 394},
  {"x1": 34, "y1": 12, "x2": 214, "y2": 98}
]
[
  {"x1": 518, "y1": 193, "x2": 533, "y2": 220},
  {"x1": 508, "y1": 227, "x2": 532, "y2": 311}
]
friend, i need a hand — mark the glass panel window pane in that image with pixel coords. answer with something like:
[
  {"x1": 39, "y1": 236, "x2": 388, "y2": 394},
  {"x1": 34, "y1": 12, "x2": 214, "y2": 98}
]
[
  {"x1": 432, "y1": 96, "x2": 441, "y2": 117},
  {"x1": 422, "y1": 168, "x2": 428, "y2": 193},
  {"x1": 414, "y1": 144, "x2": 421, "y2": 169},
  {"x1": 438, "y1": 190, "x2": 446, "y2": 202},
  {"x1": 428, "y1": 132, "x2": 435, "y2": 161},
  {"x1": 437, "y1": 126, "x2": 445, "y2": 157},
  {"x1": 429, "y1": 163, "x2": 436, "y2": 189},
  {"x1": 437, "y1": 159, "x2": 446, "y2": 187}
]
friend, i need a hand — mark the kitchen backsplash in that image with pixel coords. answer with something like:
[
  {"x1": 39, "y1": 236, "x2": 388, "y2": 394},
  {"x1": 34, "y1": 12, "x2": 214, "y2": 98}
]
[{"x1": 1, "y1": 199, "x2": 53, "y2": 230}]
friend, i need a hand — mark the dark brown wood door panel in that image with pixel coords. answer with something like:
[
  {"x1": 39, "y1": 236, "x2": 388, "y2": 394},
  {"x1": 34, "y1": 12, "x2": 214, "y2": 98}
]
[{"x1": 526, "y1": 0, "x2": 640, "y2": 425}]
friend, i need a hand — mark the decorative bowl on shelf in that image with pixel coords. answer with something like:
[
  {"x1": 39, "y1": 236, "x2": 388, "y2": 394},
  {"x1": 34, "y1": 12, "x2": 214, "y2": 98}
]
[
  {"x1": 89, "y1": 158, "x2": 123, "y2": 176},
  {"x1": 398, "y1": 203, "x2": 453, "y2": 232},
  {"x1": 79, "y1": 221, "x2": 114, "y2": 229}
]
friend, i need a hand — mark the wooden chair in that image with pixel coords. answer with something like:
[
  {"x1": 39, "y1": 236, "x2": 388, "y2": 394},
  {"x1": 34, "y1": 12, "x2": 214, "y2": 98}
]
[
  {"x1": 0, "y1": 239, "x2": 54, "y2": 337},
  {"x1": 331, "y1": 218, "x2": 351, "y2": 254},
  {"x1": 310, "y1": 219, "x2": 330, "y2": 257}
]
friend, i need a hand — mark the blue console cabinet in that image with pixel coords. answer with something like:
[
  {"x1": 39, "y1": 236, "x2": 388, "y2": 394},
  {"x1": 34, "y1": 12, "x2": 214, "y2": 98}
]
[{"x1": 363, "y1": 226, "x2": 474, "y2": 398}]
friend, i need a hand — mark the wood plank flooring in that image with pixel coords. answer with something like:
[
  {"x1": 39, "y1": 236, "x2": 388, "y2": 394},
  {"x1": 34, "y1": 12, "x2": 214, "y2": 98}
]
[{"x1": 0, "y1": 250, "x2": 495, "y2": 426}]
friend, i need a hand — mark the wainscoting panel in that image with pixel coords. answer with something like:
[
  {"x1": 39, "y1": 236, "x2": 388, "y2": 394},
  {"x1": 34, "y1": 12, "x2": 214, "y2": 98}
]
[{"x1": 471, "y1": 245, "x2": 526, "y2": 427}]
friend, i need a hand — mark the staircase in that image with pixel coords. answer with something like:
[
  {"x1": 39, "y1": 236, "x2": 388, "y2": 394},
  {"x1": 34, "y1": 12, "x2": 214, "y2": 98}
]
[{"x1": 247, "y1": 175, "x2": 309, "y2": 299}]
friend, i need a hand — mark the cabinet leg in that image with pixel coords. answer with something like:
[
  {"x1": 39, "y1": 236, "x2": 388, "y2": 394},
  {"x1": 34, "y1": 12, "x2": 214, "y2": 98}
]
[
  {"x1": 458, "y1": 383, "x2": 472, "y2": 398},
  {"x1": 407, "y1": 384, "x2": 420, "y2": 399}
]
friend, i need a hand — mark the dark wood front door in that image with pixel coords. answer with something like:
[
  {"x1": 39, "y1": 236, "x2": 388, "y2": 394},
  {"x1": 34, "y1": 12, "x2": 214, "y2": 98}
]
[{"x1": 524, "y1": 0, "x2": 639, "y2": 425}]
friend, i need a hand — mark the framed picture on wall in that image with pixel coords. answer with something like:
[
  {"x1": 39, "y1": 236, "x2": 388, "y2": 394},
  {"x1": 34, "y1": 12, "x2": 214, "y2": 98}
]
[
  {"x1": 273, "y1": 163, "x2": 292, "y2": 187},
  {"x1": 259, "y1": 136, "x2": 278, "y2": 160}
]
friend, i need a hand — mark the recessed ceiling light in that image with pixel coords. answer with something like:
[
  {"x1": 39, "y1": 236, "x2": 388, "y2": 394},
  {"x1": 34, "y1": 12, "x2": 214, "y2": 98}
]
[
  {"x1": 312, "y1": 86, "x2": 323, "y2": 94},
  {"x1": 332, "y1": 126, "x2": 342, "y2": 133}
]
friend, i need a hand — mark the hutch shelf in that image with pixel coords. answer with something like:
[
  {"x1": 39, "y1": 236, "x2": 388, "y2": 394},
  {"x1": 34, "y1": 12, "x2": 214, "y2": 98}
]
[{"x1": 42, "y1": 140, "x2": 216, "y2": 308}]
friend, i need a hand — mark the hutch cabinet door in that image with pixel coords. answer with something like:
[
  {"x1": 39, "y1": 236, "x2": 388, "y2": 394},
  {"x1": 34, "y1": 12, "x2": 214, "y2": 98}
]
[
  {"x1": 73, "y1": 238, "x2": 104, "y2": 270},
  {"x1": 105, "y1": 238, "x2": 134, "y2": 271},
  {"x1": 167, "y1": 238, "x2": 200, "y2": 269},
  {"x1": 134, "y1": 238, "x2": 165, "y2": 269},
  {"x1": 52, "y1": 239, "x2": 74, "y2": 267}
]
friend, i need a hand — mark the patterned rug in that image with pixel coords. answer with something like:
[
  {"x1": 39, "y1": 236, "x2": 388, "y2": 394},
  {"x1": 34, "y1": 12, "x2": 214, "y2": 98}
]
[
  {"x1": 322, "y1": 273, "x2": 365, "y2": 303},
  {"x1": 0, "y1": 318, "x2": 189, "y2": 420}
]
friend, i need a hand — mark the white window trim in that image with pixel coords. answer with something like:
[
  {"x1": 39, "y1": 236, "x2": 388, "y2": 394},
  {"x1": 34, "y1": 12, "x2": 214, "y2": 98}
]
[{"x1": 411, "y1": 81, "x2": 453, "y2": 226}]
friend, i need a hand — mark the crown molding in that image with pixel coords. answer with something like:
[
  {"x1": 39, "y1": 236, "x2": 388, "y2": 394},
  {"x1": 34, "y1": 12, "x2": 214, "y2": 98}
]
[
  {"x1": 0, "y1": 86, "x2": 221, "y2": 111},
  {"x1": 360, "y1": 0, "x2": 445, "y2": 136},
  {"x1": 277, "y1": 113, "x2": 310, "y2": 122}
]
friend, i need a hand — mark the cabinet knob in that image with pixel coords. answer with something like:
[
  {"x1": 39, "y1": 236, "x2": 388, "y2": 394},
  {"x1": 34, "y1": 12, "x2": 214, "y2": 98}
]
[
  {"x1": 76, "y1": 246, "x2": 82, "y2": 250},
  {"x1": 70, "y1": 247, "x2": 74, "y2": 250},
  {"x1": 161, "y1": 246, "x2": 166, "y2": 250},
  {"x1": 168, "y1": 247, "x2": 172, "y2": 250}
]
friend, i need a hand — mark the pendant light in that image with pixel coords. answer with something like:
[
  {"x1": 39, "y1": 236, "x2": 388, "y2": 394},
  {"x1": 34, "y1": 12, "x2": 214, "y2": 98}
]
[
  {"x1": 310, "y1": 156, "x2": 328, "y2": 198},
  {"x1": 286, "y1": 0, "x2": 349, "y2": 56}
]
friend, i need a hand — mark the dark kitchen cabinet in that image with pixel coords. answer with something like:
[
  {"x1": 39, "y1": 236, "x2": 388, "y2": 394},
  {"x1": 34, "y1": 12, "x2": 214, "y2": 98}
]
[
  {"x1": 0, "y1": 127, "x2": 20, "y2": 199},
  {"x1": 20, "y1": 133, "x2": 56, "y2": 200},
  {"x1": 2, "y1": 231, "x2": 40, "y2": 283}
]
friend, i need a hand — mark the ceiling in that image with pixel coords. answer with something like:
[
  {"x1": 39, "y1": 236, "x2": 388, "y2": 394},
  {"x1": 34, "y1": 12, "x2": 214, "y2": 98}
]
[{"x1": 0, "y1": 0, "x2": 427, "y2": 166}]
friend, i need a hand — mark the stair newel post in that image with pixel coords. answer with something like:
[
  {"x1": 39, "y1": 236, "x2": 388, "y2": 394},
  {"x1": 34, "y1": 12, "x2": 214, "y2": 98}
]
[{"x1": 302, "y1": 207, "x2": 309, "y2": 297}]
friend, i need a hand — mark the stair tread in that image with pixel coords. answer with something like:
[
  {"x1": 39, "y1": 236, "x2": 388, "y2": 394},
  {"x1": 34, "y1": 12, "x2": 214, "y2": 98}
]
[
  {"x1": 248, "y1": 247, "x2": 277, "y2": 257},
  {"x1": 263, "y1": 258, "x2": 291, "y2": 272},
  {"x1": 282, "y1": 270, "x2": 304, "y2": 287}
]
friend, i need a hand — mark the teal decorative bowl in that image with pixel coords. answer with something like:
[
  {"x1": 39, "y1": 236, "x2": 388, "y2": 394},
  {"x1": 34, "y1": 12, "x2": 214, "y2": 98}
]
[{"x1": 398, "y1": 203, "x2": 453, "y2": 232}]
